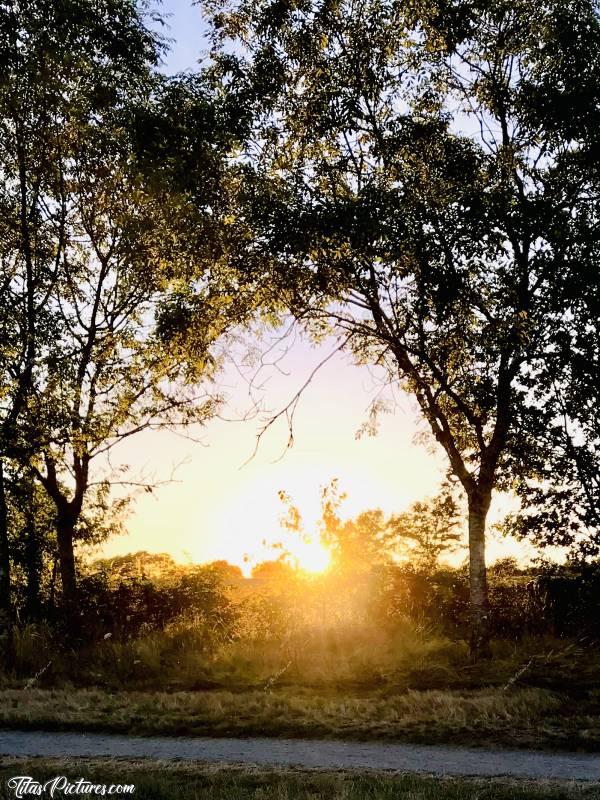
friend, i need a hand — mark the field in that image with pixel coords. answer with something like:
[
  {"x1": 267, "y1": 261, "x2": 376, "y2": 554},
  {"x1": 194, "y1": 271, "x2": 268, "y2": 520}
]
[{"x1": 0, "y1": 760, "x2": 596, "y2": 800}]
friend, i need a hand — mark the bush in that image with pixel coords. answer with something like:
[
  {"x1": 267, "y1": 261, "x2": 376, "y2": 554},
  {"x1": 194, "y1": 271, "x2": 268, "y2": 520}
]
[{"x1": 71, "y1": 565, "x2": 239, "y2": 642}]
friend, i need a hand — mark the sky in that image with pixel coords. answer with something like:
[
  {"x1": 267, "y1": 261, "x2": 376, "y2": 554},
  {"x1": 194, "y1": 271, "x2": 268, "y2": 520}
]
[{"x1": 97, "y1": 0, "x2": 535, "y2": 573}]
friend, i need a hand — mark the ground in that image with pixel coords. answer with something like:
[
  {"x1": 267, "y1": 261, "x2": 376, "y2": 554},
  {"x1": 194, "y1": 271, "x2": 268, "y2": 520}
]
[
  {"x1": 0, "y1": 760, "x2": 597, "y2": 800},
  {"x1": 2, "y1": 677, "x2": 599, "y2": 798},
  {"x1": 0, "y1": 685, "x2": 598, "y2": 751}
]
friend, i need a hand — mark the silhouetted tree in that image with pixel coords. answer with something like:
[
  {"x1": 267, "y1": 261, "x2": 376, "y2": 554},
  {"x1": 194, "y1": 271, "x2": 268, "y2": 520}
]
[
  {"x1": 1, "y1": 0, "x2": 267, "y2": 638},
  {"x1": 390, "y1": 491, "x2": 463, "y2": 573},
  {"x1": 0, "y1": 0, "x2": 164, "y2": 656},
  {"x1": 206, "y1": 0, "x2": 600, "y2": 654}
]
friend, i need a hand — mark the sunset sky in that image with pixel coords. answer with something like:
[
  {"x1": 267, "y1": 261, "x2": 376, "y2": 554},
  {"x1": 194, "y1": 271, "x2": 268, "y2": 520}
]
[{"x1": 98, "y1": 0, "x2": 535, "y2": 573}]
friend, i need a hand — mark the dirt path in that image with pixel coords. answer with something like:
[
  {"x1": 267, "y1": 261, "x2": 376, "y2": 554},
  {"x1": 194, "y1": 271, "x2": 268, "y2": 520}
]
[{"x1": 1, "y1": 730, "x2": 599, "y2": 781}]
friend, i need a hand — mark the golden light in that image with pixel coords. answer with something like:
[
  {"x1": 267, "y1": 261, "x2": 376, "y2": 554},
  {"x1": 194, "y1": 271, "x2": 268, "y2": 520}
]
[{"x1": 293, "y1": 540, "x2": 332, "y2": 574}]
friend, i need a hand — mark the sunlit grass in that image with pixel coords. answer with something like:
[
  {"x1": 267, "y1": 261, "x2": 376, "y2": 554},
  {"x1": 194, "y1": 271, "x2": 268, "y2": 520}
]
[
  {"x1": 0, "y1": 684, "x2": 597, "y2": 750},
  {"x1": 5, "y1": 616, "x2": 600, "y2": 752},
  {"x1": 10, "y1": 621, "x2": 598, "y2": 697}
]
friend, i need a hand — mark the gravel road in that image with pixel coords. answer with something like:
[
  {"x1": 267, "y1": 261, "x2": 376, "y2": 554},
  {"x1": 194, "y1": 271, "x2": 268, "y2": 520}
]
[{"x1": 1, "y1": 730, "x2": 600, "y2": 781}]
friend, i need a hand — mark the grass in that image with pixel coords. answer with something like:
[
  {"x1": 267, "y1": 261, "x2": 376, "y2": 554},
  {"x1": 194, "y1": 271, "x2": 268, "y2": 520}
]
[
  {"x1": 12, "y1": 622, "x2": 481, "y2": 691},
  {"x1": 0, "y1": 759, "x2": 597, "y2": 800},
  {"x1": 11, "y1": 622, "x2": 600, "y2": 695},
  {"x1": 5, "y1": 623, "x2": 600, "y2": 752},
  {"x1": 0, "y1": 684, "x2": 599, "y2": 751}
]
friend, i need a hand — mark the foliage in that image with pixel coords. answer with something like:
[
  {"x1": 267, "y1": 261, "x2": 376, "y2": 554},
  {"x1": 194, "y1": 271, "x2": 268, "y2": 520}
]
[
  {"x1": 278, "y1": 479, "x2": 464, "y2": 574},
  {"x1": 251, "y1": 559, "x2": 297, "y2": 581},
  {"x1": 0, "y1": 0, "x2": 279, "y2": 637},
  {"x1": 72, "y1": 557, "x2": 239, "y2": 642},
  {"x1": 203, "y1": 0, "x2": 600, "y2": 651},
  {"x1": 390, "y1": 489, "x2": 464, "y2": 572}
]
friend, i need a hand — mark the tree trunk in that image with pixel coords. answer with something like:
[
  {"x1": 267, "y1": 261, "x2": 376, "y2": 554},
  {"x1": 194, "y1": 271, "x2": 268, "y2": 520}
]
[
  {"x1": 24, "y1": 506, "x2": 42, "y2": 621},
  {"x1": 0, "y1": 460, "x2": 15, "y2": 671},
  {"x1": 49, "y1": 553, "x2": 58, "y2": 611},
  {"x1": 56, "y1": 509, "x2": 78, "y2": 636},
  {"x1": 467, "y1": 488, "x2": 492, "y2": 659}
]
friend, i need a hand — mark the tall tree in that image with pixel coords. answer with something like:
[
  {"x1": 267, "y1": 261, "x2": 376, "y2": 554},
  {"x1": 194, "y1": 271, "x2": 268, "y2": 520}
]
[
  {"x1": 0, "y1": 0, "x2": 164, "y2": 659},
  {"x1": 206, "y1": 0, "x2": 600, "y2": 654},
  {"x1": 0, "y1": 0, "x2": 267, "y2": 637},
  {"x1": 0, "y1": 0, "x2": 169, "y2": 640}
]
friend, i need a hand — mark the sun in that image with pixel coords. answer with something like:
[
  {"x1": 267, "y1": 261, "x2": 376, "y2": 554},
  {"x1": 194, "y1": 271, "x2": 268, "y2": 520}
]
[{"x1": 294, "y1": 540, "x2": 332, "y2": 574}]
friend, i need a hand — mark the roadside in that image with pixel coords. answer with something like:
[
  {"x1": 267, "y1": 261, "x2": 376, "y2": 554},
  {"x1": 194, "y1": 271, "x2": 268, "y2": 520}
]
[
  {"x1": 1, "y1": 730, "x2": 600, "y2": 781},
  {"x1": 0, "y1": 686, "x2": 599, "y2": 752}
]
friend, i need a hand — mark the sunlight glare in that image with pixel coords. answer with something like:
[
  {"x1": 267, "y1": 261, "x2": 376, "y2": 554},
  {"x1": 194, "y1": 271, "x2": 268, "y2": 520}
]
[{"x1": 294, "y1": 540, "x2": 331, "y2": 573}]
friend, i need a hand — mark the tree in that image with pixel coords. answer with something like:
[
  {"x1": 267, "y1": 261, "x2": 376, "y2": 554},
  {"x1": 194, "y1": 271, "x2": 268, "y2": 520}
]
[
  {"x1": 0, "y1": 0, "x2": 165, "y2": 660},
  {"x1": 208, "y1": 560, "x2": 244, "y2": 583},
  {"x1": 313, "y1": 480, "x2": 396, "y2": 572},
  {"x1": 315, "y1": 480, "x2": 462, "y2": 573},
  {"x1": 0, "y1": 0, "x2": 169, "y2": 635},
  {"x1": 5, "y1": 466, "x2": 57, "y2": 622},
  {"x1": 390, "y1": 492, "x2": 463, "y2": 573},
  {"x1": 206, "y1": 0, "x2": 600, "y2": 654},
  {"x1": 503, "y1": 292, "x2": 600, "y2": 559},
  {"x1": 0, "y1": 0, "x2": 267, "y2": 637},
  {"x1": 0, "y1": 462, "x2": 12, "y2": 664},
  {"x1": 91, "y1": 552, "x2": 181, "y2": 583},
  {"x1": 251, "y1": 559, "x2": 297, "y2": 581}
]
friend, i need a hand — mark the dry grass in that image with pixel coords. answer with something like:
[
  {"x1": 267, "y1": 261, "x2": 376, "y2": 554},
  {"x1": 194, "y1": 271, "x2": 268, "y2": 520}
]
[
  {"x1": 0, "y1": 684, "x2": 597, "y2": 750},
  {"x1": 11, "y1": 622, "x2": 473, "y2": 691},
  {"x1": 0, "y1": 758, "x2": 596, "y2": 800},
  {"x1": 5, "y1": 622, "x2": 600, "y2": 753},
  {"x1": 11, "y1": 622, "x2": 599, "y2": 696}
]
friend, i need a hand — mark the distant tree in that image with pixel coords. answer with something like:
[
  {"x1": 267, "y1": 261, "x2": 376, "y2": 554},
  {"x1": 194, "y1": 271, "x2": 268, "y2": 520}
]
[
  {"x1": 327, "y1": 509, "x2": 394, "y2": 573},
  {"x1": 208, "y1": 560, "x2": 244, "y2": 583},
  {"x1": 251, "y1": 559, "x2": 297, "y2": 582},
  {"x1": 317, "y1": 481, "x2": 397, "y2": 572},
  {"x1": 207, "y1": 0, "x2": 600, "y2": 654},
  {"x1": 316, "y1": 480, "x2": 462, "y2": 573},
  {"x1": 488, "y1": 556, "x2": 523, "y2": 578},
  {"x1": 91, "y1": 552, "x2": 179, "y2": 583},
  {"x1": 390, "y1": 492, "x2": 463, "y2": 574}
]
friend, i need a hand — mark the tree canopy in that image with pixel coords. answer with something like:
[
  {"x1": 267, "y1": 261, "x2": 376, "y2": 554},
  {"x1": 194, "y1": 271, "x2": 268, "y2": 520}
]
[
  {"x1": 203, "y1": 0, "x2": 600, "y2": 652},
  {"x1": 0, "y1": 0, "x2": 276, "y2": 641}
]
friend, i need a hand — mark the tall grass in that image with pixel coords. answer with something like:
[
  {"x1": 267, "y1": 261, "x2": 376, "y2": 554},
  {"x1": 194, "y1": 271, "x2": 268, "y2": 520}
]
[{"x1": 8, "y1": 617, "x2": 600, "y2": 698}]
